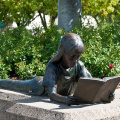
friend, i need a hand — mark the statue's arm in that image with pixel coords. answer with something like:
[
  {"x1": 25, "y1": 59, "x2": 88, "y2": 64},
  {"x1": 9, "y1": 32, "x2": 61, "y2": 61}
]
[{"x1": 47, "y1": 86, "x2": 77, "y2": 106}]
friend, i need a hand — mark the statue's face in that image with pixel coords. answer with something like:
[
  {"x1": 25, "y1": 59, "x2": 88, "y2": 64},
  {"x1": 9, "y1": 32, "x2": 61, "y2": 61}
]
[{"x1": 61, "y1": 48, "x2": 83, "y2": 68}]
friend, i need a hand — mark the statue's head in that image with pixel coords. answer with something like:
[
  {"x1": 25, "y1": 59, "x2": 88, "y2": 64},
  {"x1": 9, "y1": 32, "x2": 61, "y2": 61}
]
[{"x1": 49, "y1": 33, "x2": 84, "y2": 68}]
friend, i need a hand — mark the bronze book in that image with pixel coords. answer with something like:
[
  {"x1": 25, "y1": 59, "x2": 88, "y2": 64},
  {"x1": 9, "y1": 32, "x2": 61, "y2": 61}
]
[{"x1": 74, "y1": 76, "x2": 120, "y2": 104}]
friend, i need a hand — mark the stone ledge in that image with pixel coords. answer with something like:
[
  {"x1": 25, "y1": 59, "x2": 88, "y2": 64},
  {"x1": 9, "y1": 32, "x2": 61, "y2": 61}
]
[{"x1": 0, "y1": 88, "x2": 120, "y2": 120}]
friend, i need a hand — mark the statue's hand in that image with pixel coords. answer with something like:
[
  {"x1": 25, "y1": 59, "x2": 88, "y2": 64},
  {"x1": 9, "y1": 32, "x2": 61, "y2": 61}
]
[
  {"x1": 109, "y1": 92, "x2": 115, "y2": 102},
  {"x1": 64, "y1": 96, "x2": 79, "y2": 106}
]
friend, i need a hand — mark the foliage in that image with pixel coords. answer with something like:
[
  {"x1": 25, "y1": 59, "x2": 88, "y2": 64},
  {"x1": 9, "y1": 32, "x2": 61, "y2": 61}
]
[
  {"x1": 74, "y1": 21, "x2": 120, "y2": 78},
  {"x1": 0, "y1": 21, "x2": 120, "y2": 79},
  {"x1": 82, "y1": 0, "x2": 120, "y2": 23},
  {"x1": 0, "y1": 26, "x2": 61, "y2": 79},
  {"x1": 0, "y1": 0, "x2": 58, "y2": 30},
  {"x1": 0, "y1": 56, "x2": 10, "y2": 79}
]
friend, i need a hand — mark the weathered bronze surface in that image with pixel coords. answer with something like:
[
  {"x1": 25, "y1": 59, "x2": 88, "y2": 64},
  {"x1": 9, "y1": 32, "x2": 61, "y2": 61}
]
[{"x1": 74, "y1": 76, "x2": 120, "y2": 104}]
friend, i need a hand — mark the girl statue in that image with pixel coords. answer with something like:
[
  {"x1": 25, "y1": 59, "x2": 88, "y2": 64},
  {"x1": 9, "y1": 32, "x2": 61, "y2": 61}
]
[{"x1": 0, "y1": 33, "x2": 92, "y2": 105}]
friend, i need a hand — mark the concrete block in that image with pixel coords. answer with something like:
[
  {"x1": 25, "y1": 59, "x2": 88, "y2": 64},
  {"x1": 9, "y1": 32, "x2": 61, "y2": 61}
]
[{"x1": 0, "y1": 88, "x2": 120, "y2": 120}]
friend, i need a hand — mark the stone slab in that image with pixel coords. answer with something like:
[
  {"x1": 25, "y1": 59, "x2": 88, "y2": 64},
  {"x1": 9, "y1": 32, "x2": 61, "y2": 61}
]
[{"x1": 0, "y1": 88, "x2": 120, "y2": 120}]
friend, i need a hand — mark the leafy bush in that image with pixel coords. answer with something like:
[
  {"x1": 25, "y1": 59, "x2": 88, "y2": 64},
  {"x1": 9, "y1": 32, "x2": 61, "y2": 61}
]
[
  {"x1": 0, "y1": 56, "x2": 10, "y2": 79},
  {"x1": 0, "y1": 26, "x2": 62, "y2": 79},
  {"x1": 75, "y1": 21, "x2": 120, "y2": 78},
  {"x1": 0, "y1": 22, "x2": 120, "y2": 79}
]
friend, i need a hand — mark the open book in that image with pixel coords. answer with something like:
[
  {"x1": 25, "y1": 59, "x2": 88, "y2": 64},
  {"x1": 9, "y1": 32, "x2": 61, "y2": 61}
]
[{"x1": 73, "y1": 76, "x2": 120, "y2": 104}]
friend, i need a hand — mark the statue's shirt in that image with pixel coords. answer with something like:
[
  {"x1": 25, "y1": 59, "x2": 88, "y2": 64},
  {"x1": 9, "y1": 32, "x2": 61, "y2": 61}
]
[{"x1": 42, "y1": 60, "x2": 91, "y2": 96}]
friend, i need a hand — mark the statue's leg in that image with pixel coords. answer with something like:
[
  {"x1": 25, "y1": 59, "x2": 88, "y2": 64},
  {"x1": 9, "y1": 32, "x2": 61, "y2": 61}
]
[
  {"x1": 0, "y1": 77, "x2": 45, "y2": 96},
  {"x1": 0, "y1": 79, "x2": 34, "y2": 92},
  {"x1": 29, "y1": 77, "x2": 45, "y2": 96}
]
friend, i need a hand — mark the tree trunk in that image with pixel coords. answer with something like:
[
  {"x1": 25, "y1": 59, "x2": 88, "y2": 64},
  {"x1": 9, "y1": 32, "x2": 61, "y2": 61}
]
[
  {"x1": 38, "y1": 10, "x2": 47, "y2": 31},
  {"x1": 58, "y1": 0, "x2": 82, "y2": 31},
  {"x1": 50, "y1": 13, "x2": 57, "y2": 26}
]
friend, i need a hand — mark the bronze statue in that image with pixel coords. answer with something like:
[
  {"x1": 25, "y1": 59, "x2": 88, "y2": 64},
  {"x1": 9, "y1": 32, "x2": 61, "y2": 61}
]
[
  {"x1": 0, "y1": 33, "x2": 92, "y2": 105},
  {"x1": 42, "y1": 33, "x2": 92, "y2": 105},
  {"x1": 0, "y1": 33, "x2": 114, "y2": 105}
]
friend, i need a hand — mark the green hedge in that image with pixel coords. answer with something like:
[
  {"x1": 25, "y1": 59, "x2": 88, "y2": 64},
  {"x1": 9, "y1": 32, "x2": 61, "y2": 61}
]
[
  {"x1": 0, "y1": 22, "x2": 120, "y2": 79},
  {"x1": 79, "y1": 21, "x2": 120, "y2": 78},
  {"x1": 0, "y1": 26, "x2": 61, "y2": 79}
]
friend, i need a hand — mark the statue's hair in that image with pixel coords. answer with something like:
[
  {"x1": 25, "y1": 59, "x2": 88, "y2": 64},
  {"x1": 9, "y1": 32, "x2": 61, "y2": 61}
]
[
  {"x1": 59, "y1": 33, "x2": 84, "y2": 53},
  {"x1": 49, "y1": 33, "x2": 84, "y2": 63}
]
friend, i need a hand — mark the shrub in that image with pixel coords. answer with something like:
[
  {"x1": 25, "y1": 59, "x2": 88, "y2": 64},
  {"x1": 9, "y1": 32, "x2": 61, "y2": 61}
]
[
  {"x1": 74, "y1": 21, "x2": 120, "y2": 78},
  {"x1": 0, "y1": 56, "x2": 10, "y2": 79},
  {"x1": 0, "y1": 22, "x2": 119, "y2": 79},
  {"x1": 0, "y1": 26, "x2": 63, "y2": 79}
]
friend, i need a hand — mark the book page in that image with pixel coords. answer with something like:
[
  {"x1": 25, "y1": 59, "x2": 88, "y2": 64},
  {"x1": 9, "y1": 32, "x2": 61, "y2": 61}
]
[
  {"x1": 92, "y1": 76, "x2": 120, "y2": 103},
  {"x1": 74, "y1": 78, "x2": 105, "y2": 103}
]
